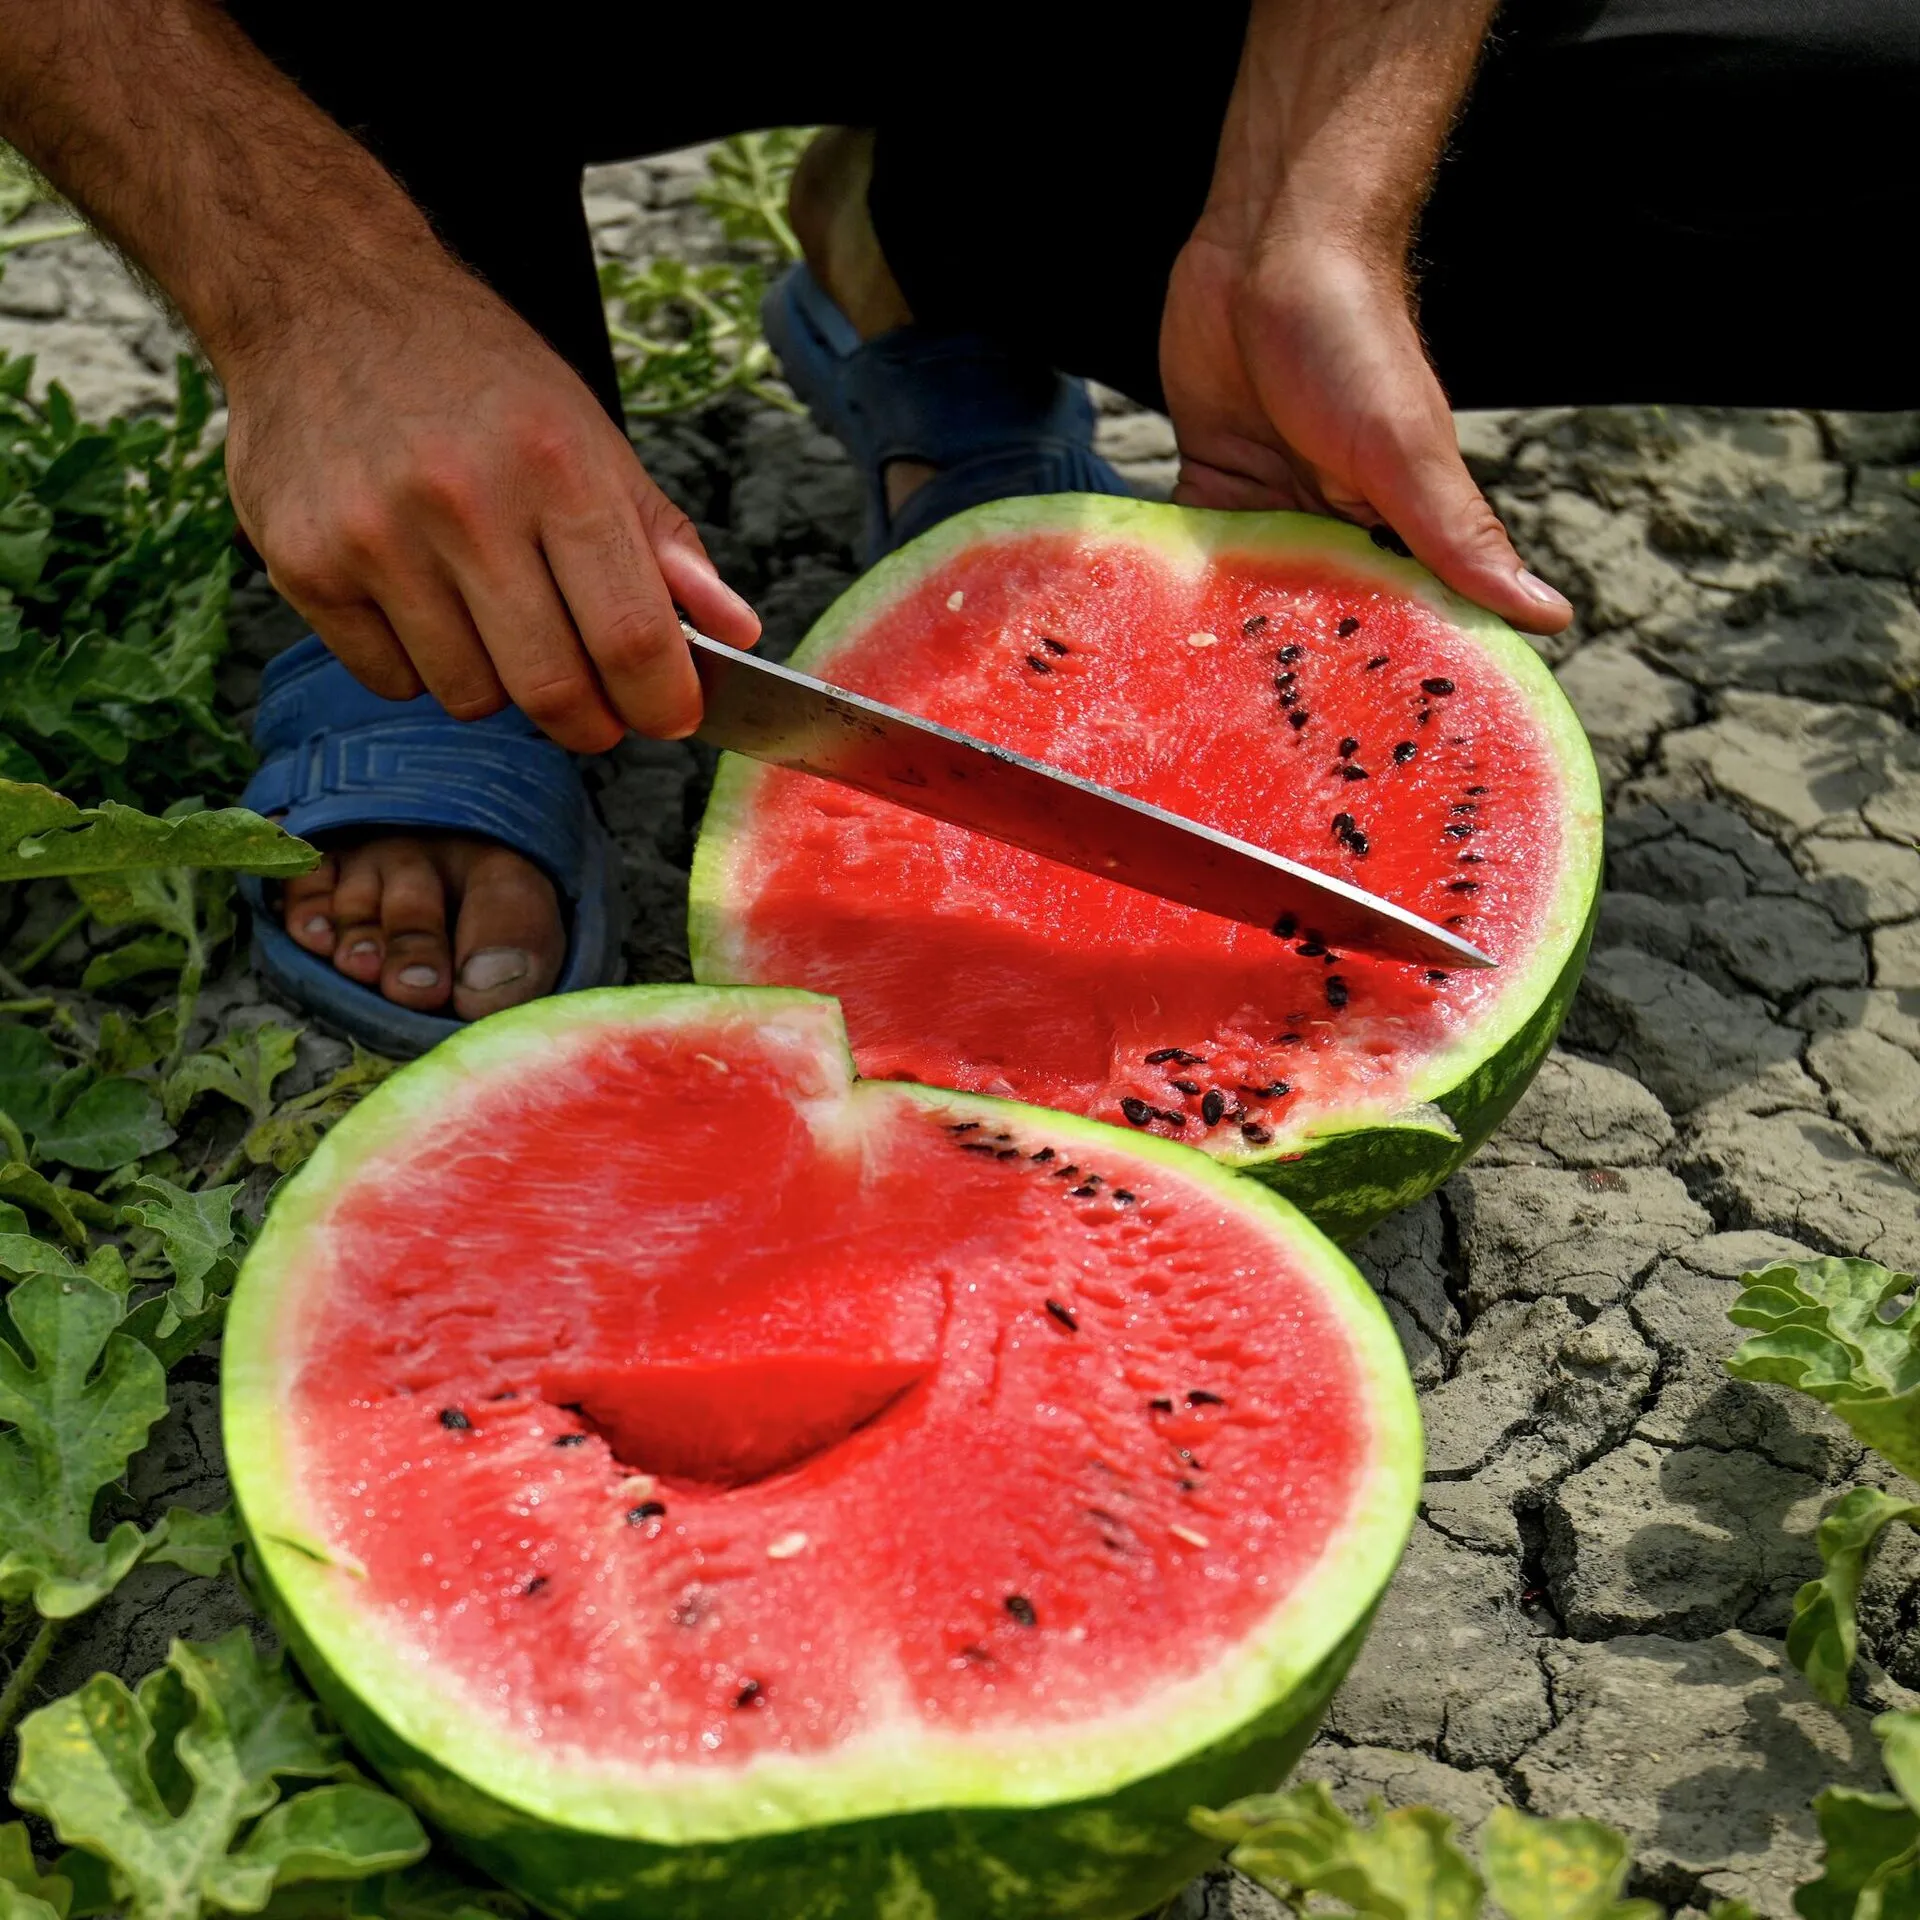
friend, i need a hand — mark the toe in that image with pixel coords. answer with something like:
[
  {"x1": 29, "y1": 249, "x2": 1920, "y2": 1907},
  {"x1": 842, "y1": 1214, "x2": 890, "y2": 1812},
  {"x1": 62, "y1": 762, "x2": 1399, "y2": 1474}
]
[
  {"x1": 447, "y1": 844, "x2": 565, "y2": 1021},
  {"x1": 376, "y1": 844, "x2": 454, "y2": 1010},
  {"x1": 283, "y1": 854, "x2": 340, "y2": 955},
  {"x1": 329, "y1": 845, "x2": 389, "y2": 984}
]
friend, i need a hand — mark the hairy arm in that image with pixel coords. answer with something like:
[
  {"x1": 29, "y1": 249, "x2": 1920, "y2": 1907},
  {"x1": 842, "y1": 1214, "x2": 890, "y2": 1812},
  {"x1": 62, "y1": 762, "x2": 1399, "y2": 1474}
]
[
  {"x1": 0, "y1": 0, "x2": 757, "y2": 741},
  {"x1": 1163, "y1": 0, "x2": 1572, "y2": 632}
]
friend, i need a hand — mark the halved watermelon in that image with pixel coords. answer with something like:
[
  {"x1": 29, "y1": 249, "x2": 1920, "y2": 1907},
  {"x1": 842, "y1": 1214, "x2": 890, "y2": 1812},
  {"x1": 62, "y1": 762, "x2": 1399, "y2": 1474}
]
[
  {"x1": 691, "y1": 500, "x2": 1603, "y2": 1240},
  {"x1": 223, "y1": 986, "x2": 1420, "y2": 1920}
]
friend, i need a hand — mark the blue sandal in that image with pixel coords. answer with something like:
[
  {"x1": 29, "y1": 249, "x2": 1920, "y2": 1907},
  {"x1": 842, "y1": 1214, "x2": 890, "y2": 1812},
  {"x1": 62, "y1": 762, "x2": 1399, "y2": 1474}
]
[
  {"x1": 238, "y1": 635, "x2": 622, "y2": 1058},
  {"x1": 762, "y1": 264, "x2": 1133, "y2": 565}
]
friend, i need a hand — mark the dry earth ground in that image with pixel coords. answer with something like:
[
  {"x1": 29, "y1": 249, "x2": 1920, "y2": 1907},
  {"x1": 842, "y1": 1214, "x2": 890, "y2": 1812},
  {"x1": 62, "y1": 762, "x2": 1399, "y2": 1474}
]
[{"x1": 8, "y1": 155, "x2": 1920, "y2": 1914}]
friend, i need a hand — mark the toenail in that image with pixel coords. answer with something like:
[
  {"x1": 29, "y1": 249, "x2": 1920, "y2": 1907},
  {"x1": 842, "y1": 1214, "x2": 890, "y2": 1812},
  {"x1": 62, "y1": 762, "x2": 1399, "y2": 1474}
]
[
  {"x1": 347, "y1": 939, "x2": 379, "y2": 958},
  {"x1": 396, "y1": 963, "x2": 439, "y2": 989},
  {"x1": 459, "y1": 947, "x2": 531, "y2": 993},
  {"x1": 302, "y1": 915, "x2": 332, "y2": 936}
]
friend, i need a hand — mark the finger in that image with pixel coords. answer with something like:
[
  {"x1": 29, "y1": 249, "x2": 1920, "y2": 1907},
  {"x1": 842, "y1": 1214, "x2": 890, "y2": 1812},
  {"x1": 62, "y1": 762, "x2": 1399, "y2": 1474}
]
[
  {"x1": 1359, "y1": 423, "x2": 1573, "y2": 634},
  {"x1": 329, "y1": 844, "x2": 389, "y2": 983},
  {"x1": 371, "y1": 569, "x2": 514, "y2": 722},
  {"x1": 447, "y1": 844, "x2": 565, "y2": 1021},
  {"x1": 375, "y1": 843, "x2": 453, "y2": 1010},
  {"x1": 281, "y1": 597, "x2": 425, "y2": 703},
  {"x1": 283, "y1": 853, "x2": 339, "y2": 956},
  {"x1": 454, "y1": 551, "x2": 625, "y2": 754},
  {"x1": 649, "y1": 505, "x2": 760, "y2": 650},
  {"x1": 542, "y1": 493, "x2": 703, "y2": 740},
  {"x1": 1173, "y1": 456, "x2": 1320, "y2": 515}
]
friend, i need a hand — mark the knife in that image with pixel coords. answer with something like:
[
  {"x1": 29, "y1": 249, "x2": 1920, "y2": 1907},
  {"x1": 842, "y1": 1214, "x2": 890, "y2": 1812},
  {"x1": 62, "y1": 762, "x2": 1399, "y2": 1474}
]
[{"x1": 685, "y1": 629, "x2": 1495, "y2": 971}]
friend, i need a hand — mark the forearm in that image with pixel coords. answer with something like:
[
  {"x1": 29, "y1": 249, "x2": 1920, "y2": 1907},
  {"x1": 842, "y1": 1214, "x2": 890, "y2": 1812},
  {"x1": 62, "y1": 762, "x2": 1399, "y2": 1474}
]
[
  {"x1": 1200, "y1": 0, "x2": 1498, "y2": 265},
  {"x1": 0, "y1": 0, "x2": 454, "y2": 374}
]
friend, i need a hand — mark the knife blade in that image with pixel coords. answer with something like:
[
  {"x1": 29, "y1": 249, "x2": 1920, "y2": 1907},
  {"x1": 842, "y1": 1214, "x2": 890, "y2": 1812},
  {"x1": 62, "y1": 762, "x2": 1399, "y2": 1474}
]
[{"x1": 686, "y1": 629, "x2": 1495, "y2": 971}]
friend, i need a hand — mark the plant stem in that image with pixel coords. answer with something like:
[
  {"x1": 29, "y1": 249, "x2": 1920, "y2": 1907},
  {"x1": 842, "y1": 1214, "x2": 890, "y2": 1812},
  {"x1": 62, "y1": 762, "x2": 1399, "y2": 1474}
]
[
  {"x1": 0, "y1": 1618, "x2": 59, "y2": 1740},
  {"x1": 0, "y1": 997, "x2": 55, "y2": 1016},
  {"x1": 0, "y1": 1108, "x2": 28, "y2": 1166},
  {"x1": 10, "y1": 902, "x2": 90, "y2": 978},
  {"x1": 0, "y1": 959, "x2": 33, "y2": 999},
  {"x1": 0, "y1": 220, "x2": 85, "y2": 254}
]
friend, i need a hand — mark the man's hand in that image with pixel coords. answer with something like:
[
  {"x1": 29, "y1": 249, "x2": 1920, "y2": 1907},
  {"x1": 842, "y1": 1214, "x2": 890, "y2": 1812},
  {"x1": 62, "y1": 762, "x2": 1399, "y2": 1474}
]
[
  {"x1": 223, "y1": 263, "x2": 757, "y2": 749},
  {"x1": 0, "y1": 0, "x2": 757, "y2": 749},
  {"x1": 1162, "y1": 0, "x2": 1574, "y2": 637}
]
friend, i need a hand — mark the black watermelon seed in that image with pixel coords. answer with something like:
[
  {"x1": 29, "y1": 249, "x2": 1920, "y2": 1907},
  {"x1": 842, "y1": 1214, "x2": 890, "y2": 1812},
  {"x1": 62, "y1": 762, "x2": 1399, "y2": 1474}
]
[
  {"x1": 554, "y1": 1433, "x2": 587, "y2": 1448},
  {"x1": 1052, "y1": 1164, "x2": 1080, "y2": 1179},
  {"x1": 1201, "y1": 1090, "x2": 1226, "y2": 1126},
  {"x1": 960, "y1": 1141, "x2": 999, "y2": 1155},
  {"x1": 1045, "y1": 1298, "x2": 1079, "y2": 1331},
  {"x1": 1121, "y1": 1097, "x2": 1153, "y2": 1127},
  {"x1": 1070, "y1": 1183, "x2": 1098, "y2": 1197},
  {"x1": 995, "y1": 1147, "x2": 1021, "y2": 1159},
  {"x1": 1421, "y1": 677, "x2": 1456, "y2": 696},
  {"x1": 1273, "y1": 674, "x2": 1294, "y2": 693},
  {"x1": 1277, "y1": 688, "x2": 1298, "y2": 707},
  {"x1": 1339, "y1": 737, "x2": 1359, "y2": 757},
  {"x1": 1146, "y1": 1046, "x2": 1206, "y2": 1065},
  {"x1": 1417, "y1": 710, "x2": 1433, "y2": 727},
  {"x1": 1114, "y1": 1189, "x2": 1137, "y2": 1205},
  {"x1": 1149, "y1": 1396, "x2": 1175, "y2": 1413},
  {"x1": 1446, "y1": 915, "x2": 1469, "y2": 927},
  {"x1": 1452, "y1": 801, "x2": 1479, "y2": 814},
  {"x1": 1154, "y1": 1108, "x2": 1188, "y2": 1129},
  {"x1": 487, "y1": 1390, "x2": 516, "y2": 1402},
  {"x1": 523, "y1": 1576, "x2": 549, "y2": 1596},
  {"x1": 1341, "y1": 766, "x2": 1369, "y2": 781},
  {"x1": 1038, "y1": 634, "x2": 1070, "y2": 655},
  {"x1": 1276, "y1": 1033, "x2": 1302, "y2": 1046},
  {"x1": 1171, "y1": 1077, "x2": 1201, "y2": 1096},
  {"x1": 1245, "y1": 615, "x2": 1270, "y2": 636},
  {"x1": 1466, "y1": 784, "x2": 1489, "y2": 795},
  {"x1": 733, "y1": 1680, "x2": 764, "y2": 1709},
  {"x1": 994, "y1": 1132, "x2": 1011, "y2": 1141},
  {"x1": 949, "y1": 1121, "x2": 980, "y2": 1134},
  {"x1": 1445, "y1": 823, "x2": 1476, "y2": 838},
  {"x1": 1393, "y1": 741, "x2": 1417, "y2": 763},
  {"x1": 1448, "y1": 880, "x2": 1480, "y2": 893},
  {"x1": 1326, "y1": 976, "x2": 1350, "y2": 1010},
  {"x1": 1277, "y1": 642, "x2": 1302, "y2": 661},
  {"x1": 1365, "y1": 654, "x2": 1390, "y2": 670},
  {"x1": 628, "y1": 1501, "x2": 667, "y2": 1524},
  {"x1": 1187, "y1": 1389, "x2": 1226, "y2": 1407},
  {"x1": 1331, "y1": 812, "x2": 1354, "y2": 837},
  {"x1": 1347, "y1": 830, "x2": 1370, "y2": 856},
  {"x1": 1323, "y1": 950, "x2": 1341, "y2": 965},
  {"x1": 1288, "y1": 710, "x2": 1310, "y2": 730},
  {"x1": 558, "y1": 1400, "x2": 586, "y2": 1416},
  {"x1": 1272, "y1": 912, "x2": 1298, "y2": 939},
  {"x1": 1177, "y1": 1477, "x2": 1199, "y2": 1492},
  {"x1": 1025, "y1": 654, "x2": 1054, "y2": 674},
  {"x1": 1337, "y1": 616, "x2": 1361, "y2": 637},
  {"x1": 1241, "y1": 1123, "x2": 1272, "y2": 1144},
  {"x1": 1006, "y1": 1594, "x2": 1039, "y2": 1627},
  {"x1": 439, "y1": 1408, "x2": 470, "y2": 1430},
  {"x1": 1425, "y1": 970, "x2": 1449, "y2": 985},
  {"x1": 1460, "y1": 852, "x2": 1485, "y2": 864},
  {"x1": 1369, "y1": 524, "x2": 1412, "y2": 556},
  {"x1": 1297, "y1": 939, "x2": 1327, "y2": 958},
  {"x1": 1031, "y1": 1146, "x2": 1056, "y2": 1162}
]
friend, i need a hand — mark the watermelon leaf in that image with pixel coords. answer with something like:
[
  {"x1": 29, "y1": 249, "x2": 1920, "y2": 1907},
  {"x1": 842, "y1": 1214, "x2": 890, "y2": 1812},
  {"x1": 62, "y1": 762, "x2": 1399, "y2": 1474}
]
[
  {"x1": 164, "y1": 1027, "x2": 302, "y2": 1129},
  {"x1": 1783, "y1": 1488, "x2": 1920, "y2": 1707},
  {"x1": 12, "y1": 1632, "x2": 427, "y2": 1920},
  {"x1": 145, "y1": 1506, "x2": 244, "y2": 1583},
  {"x1": 0, "y1": 1268, "x2": 167, "y2": 1617},
  {"x1": 120, "y1": 1176, "x2": 241, "y2": 1328},
  {"x1": 242, "y1": 1050, "x2": 394, "y2": 1176},
  {"x1": 1724, "y1": 1259, "x2": 1920, "y2": 1483},
  {"x1": 30, "y1": 1077, "x2": 175, "y2": 1173},
  {"x1": 1795, "y1": 1714, "x2": 1920, "y2": 1920},
  {"x1": 1478, "y1": 1807, "x2": 1659, "y2": 1920},
  {"x1": 1193, "y1": 1782, "x2": 1486, "y2": 1919},
  {"x1": 0, "y1": 1821, "x2": 73, "y2": 1920},
  {"x1": 0, "y1": 782, "x2": 315, "y2": 884}
]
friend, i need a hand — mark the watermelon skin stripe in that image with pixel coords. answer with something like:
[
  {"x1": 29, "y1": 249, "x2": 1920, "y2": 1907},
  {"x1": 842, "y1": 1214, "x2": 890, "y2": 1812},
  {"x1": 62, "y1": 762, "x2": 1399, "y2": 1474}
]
[
  {"x1": 222, "y1": 986, "x2": 1421, "y2": 1919},
  {"x1": 688, "y1": 497, "x2": 1604, "y2": 1243}
]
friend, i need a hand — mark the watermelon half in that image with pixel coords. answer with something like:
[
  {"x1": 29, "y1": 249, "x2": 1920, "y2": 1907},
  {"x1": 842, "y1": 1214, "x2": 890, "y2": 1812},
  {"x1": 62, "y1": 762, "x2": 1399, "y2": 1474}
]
[
  {"x1": 691, "y1": 500, "x2": 1603, "y2": 1240},
  {"x1": 223, "y1": 986, "x2": 1420, "y2": 1920}
]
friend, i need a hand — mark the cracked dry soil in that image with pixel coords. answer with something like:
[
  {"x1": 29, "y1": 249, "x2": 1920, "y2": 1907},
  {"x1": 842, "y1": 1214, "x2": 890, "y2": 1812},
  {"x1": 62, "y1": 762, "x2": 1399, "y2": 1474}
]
[{"x1": 10, "y1": 157, "x2": 1920, "y2": 1912}]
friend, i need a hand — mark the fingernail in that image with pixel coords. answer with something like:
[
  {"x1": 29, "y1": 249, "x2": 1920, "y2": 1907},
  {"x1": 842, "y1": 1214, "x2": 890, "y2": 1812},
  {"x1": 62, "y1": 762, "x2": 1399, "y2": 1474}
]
[
  {"x1": 302, "y1": 915, "x2": 332, "y2": 937},
  {"x1": 396, "y1": 963, "x2": 439, "y2": 989},
  {"x1": 459, "y1": 947, "x2": 531, "y2": 993},
  {"x1": 347, "y1": 939, "x2": 380, "y2": 959},
  {"x1": 1518, "y1": 568, "x2": 1571, "y2": 611}
]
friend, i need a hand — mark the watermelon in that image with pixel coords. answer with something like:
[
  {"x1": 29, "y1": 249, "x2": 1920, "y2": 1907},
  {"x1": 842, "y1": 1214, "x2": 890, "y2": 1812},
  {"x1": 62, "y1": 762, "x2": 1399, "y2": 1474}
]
[
  {"x1": 223, "y1": 986, "x2": 1420, "y2": 1920},
  {"x1": 690, "y1": 499, "x2": 1603, "y2": 1240}
]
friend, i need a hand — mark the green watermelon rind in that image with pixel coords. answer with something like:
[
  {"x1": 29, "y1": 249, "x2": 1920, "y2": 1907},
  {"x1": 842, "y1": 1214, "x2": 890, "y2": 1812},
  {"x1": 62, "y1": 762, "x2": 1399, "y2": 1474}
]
[
  {"x1": 223, "y1": 984, "x2": 1420, "y2": 1913},
  {"x1": 688, "y1": 497, "x2": 1604, "y2": 1242}
]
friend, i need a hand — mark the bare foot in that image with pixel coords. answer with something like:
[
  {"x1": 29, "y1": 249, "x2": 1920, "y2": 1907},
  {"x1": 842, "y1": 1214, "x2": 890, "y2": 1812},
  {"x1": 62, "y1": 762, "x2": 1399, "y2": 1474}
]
[{"x1": 281, "y1": 835, "x2": 565, "y2": 1022}]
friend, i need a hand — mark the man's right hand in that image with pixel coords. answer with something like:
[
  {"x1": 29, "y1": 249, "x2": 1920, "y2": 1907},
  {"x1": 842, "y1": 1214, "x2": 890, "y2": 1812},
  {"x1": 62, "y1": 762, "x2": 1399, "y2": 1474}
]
[{"x1": 224, "y1": 262, "x2": 760, "y2": 751}]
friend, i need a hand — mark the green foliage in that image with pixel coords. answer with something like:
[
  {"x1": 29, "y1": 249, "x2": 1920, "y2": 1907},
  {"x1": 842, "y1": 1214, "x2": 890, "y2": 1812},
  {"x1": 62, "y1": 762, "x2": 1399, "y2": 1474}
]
[
  {"x1": 1796, "y1": 1711, "x2": 1920, "y2": 1920},
  {"x1": 1783, "y1": 1487, "x2": 1920, "y2": 1708},
  {"x1": 1725, "y1": 1257, "x2": 1920, "y2": 1482},
  {"x1": 1, "y1": 781, "x2": 316, "y2": 885},
  {"x1": 12, "y1": 1631, "x2": 427, "y2": 1920},
  {"x1": 1190, "y1": 1788, "x2": 1693, "y2": 1920},
  {"x1": 0, "y1": 143, "x2": 83, "y2": 255},
  {"x1": 601, "y1": 130, "x2": 808, "y2": 419}
]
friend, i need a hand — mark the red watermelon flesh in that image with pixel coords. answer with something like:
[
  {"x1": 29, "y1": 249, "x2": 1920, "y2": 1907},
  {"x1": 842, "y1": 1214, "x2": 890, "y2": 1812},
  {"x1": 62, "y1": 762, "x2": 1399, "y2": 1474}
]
[
  {"x1": 241, "y1": 991, "x2": 1414, "y2": 1783},
  {"x1": 692, "y1": 504, "x2": 1600, "y2": 1212}
]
